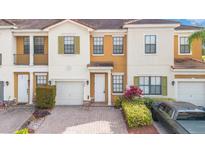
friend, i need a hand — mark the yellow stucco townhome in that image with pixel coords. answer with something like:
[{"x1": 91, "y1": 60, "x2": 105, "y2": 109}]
[{"x1": 0, "y1": 19, "x2": 205, "y2": 106}]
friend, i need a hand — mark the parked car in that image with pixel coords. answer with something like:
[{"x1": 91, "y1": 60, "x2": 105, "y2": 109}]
[{"x1": 151, "y1": 101, "x2": 205, "y2": 134}]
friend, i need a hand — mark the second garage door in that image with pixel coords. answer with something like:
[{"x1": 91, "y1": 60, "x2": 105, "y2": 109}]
[
  {"x1": 177, "y1": 81, "x2": 205, "y2": 107},
  {"x1": 56, "y1": 81, "x2": 84, "y2": 105}
]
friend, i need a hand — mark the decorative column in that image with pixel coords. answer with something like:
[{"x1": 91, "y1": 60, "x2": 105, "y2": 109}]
[
  {"x1": 29, "y1": 72, "x2": 33, "y2": 104},
  {"x1": 108, "y1": 71, "x2": 112, "y2": 106},
  {"x1": 29, "y1": 35, "x2": 34, "y2": 65}
]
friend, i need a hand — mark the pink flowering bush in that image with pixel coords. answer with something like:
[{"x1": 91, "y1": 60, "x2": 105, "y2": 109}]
[{"x1": 124, "y1": 86, "x2": 143, "y2": 101}]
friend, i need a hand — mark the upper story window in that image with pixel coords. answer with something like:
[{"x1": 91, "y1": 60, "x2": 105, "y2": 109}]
[
  {"x1": 113, "y1": 37, "x2": 123, "y2": 54},
  {"x1": 180, "y1": 37, "x2": 190, "y2": 54},
  {"x1": 93, "y1": 37, "x2": 103, "y2": 54},
  {"x1": 34, "y1": 36, "x2": 44, "y2": 54},
  {"x1": 112, "y1": 75, "x2": 124, "y2": 93},
  {"x1": 139, "y1": 76, "x2": 161, "y2": 95},
  {"x1": 24, "y1": 36, "x2": 30, "y2": 54},
  {"x1": 145, "y1": 35, "x2": 156, "y2": 54},
  {"x1": 64, "y1": 36, "x2": 75, "y2": 54}
]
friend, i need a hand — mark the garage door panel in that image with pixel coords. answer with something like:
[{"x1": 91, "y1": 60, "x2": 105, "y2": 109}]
[
  {"x1": 56, "y1": 81, "x2": 84, "y2": 105},
  {"x1": 178, "y1": 81, "x2": 205, "y2": 106}
]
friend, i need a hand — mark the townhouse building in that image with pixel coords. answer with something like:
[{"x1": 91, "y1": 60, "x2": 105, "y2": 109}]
[{"x1": 0, "y1": 19, "x2": 205, "y2": 106}]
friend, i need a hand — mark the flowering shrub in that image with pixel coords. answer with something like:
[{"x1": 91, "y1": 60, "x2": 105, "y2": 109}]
[{"x1": 124, "y1": 86, "x2": 143, "y2": 101}]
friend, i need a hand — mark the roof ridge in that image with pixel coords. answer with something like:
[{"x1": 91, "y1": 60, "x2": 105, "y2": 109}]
[{"x1": 124, "y1": 19, "x2": 140, "y2": 25}]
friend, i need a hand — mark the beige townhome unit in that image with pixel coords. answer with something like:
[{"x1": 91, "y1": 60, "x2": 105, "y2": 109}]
[{"x1": 0, "y1": 19, "x2": 205, "y2": 107}]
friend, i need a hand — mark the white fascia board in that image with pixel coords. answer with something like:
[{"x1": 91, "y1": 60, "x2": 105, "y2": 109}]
[
  {"x1": 171, "y1": 68, "x2": 205, "y2": 73},
  {"x1": 123, "y1": 23, "x2": 180, "y2": 28},
  {"x1": 88, "y1": 67, "x2": 113, "y2": 72},
  {"x1": 174, "y1": 30, "x2": 200, "y2": 34},
  {"x1": 12, "y1": 30, "x2": 48, "y2": 36},
  {"x1": 43, "y1": 19, "x2": 94, "y2": 31},
  {"x1": 0, "y1": 26, "x2": 16, "y2": 29}
]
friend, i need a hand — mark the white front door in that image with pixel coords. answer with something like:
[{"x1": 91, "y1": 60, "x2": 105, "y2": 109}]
[
  {"x1": 95, "y1": 74, "x2": 105, "y2": 102},
  {"x1": 18, "y1": 74, "x2": 29, "y2": 103},
  {"x1": 177, "y1": 81, "x2": 205, "y2": 106}
]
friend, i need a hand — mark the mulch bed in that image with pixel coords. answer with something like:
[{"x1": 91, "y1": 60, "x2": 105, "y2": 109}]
[{"x1": 128, "y1": 125, "x2": 159, "y2": 134}]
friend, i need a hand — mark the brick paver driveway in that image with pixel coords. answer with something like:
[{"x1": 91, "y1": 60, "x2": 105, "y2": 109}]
[
  {"x1": 36, "y1": 106, "x2": 128, "y2": 134},
  {"x1": 0, "y1": 106, "x2": 33, "y2": 133}
]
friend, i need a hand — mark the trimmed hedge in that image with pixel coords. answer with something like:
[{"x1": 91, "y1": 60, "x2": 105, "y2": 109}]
[
  {"x1": 36, "y1": 86, "x2": 56, "y2": 109},
  {"x1": 114, "y1": 96, "x2": 175, "y2": 109},
  {"x1": 122, "y1": 101, "x2": 152, "y2": 128}
]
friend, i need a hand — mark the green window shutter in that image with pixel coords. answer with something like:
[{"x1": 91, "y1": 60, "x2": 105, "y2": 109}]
[
  {"x1": 58, "y1": 36, "x2": 64, "y2": 54},
  {"x1": 134, "y1": 76, "x2": 140, "y2": 87},
  {"x1": 162, "y1": 76, "x2": 167, "y2": 96},
  {"x1": 74, "y1": 36, "x2": 80, "y2": 54}
]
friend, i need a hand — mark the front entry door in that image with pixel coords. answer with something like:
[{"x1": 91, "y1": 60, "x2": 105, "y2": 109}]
[
  {"x1": 95, "y1": 74, "x2": 105, "y2": 102},
  {"x1": 18, "y1": 75, "x2": 29, "y2": 103}
]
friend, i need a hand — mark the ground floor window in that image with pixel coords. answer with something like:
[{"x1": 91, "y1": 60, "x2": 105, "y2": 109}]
[
  {"x1": 36, "y1": 75, "x2": 47, "y2": 86},
  {"x1": 112, "y1": 75, "x2": 124, "y2": 93},
  {"x1": 139, "y1": 76, "x2": 161, "y2": 95}
]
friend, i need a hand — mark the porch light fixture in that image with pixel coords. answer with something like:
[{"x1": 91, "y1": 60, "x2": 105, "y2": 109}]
[
  {"x1": 48, "y1": 80, "x2": 52, "y2": 85},
  {"x1": 171, "y1": 81, "x2": 175, "y2": 86},
  {"x1": 86, "y1": 80, "x2": 89, "y2": 85},
  {"x1": 5, "y1": 81, "x2": 9, "y2": 86}
]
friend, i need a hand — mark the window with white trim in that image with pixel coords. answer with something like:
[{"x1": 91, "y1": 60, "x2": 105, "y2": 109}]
[
  {"x1": 139, "y1": 76, "x2": 161, "y2": 95},
  {"x1": 34, "y1": 36, "x2": 44, "y2": 54},
  {"x1": 145, "y1": 35, "x2": 156, "y2": 54},
  {"x1": 36, "y1": 75, "x2": 47, "y2": 86},
  {"x1": 93, "y1": 37, "x2": 103, "y2": 54},
  {"x1": 180, "y1": 37, "x2": 190, "y2": 54},
  {"x1": 112, "y1": 75, "x2": 123, "y2": 93},
  {"x1": 113, "y1": 37, "x2": 123, "y2": 54},
  {"x1": 64, "y1": 36, "x2": 75, "y2": 54}
]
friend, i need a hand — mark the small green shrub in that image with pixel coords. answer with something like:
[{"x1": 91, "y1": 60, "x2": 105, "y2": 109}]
[
  {"x1": 122, "y1": 101, "x2": 153, "y2": 128},
  {"x1": 15, "y1": 128, "x2": 29, "y2": 134},
  {"x1": 114, "y1": 96, "x2": 126, "y2": 109},
  {"x1": 36, "y1": 85, "x2": 56, "y2": 109}
]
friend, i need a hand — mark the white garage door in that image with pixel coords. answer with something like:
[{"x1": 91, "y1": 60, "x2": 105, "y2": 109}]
[
  {"x1": 56, "y1": 81, "x2": 84, "y2": 105},
  {"x1": 177, "y1": 81, "x2": 205, "y2": 106}
]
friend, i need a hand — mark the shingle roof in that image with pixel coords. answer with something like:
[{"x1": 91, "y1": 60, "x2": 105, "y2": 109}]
[
  {"x1": 125, "y1": 19, "x2": 179, "y2": 25},
  {"x1": 175, "y1": 24, "x2": 202, "y2": 30},
  {"x1": 7, "y1": 19, "x2": 63, "y2": 29},
  {"x1": 73, "y1": 19, "x2": 132, "y2": 29},
  {"x1": 0, "y1": 19, "x2": 15, "y2": 26},
  {"x1": 3, "y1": 19, "x2": 203, "y2": 30},
  {"x1": 173, "y1": 58, "x2": 205, "y2": 69},
  {"x1": 3, "y1": 19, "x2": 180, "y2": 30}
]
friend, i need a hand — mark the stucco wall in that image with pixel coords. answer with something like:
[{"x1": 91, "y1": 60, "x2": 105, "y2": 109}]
[
  {"x1": 48, "y1": 21, "x2": 91, "y2": 100},
  {"x1": 127, "y1": 27, "x2": 175, "y2": 98}
]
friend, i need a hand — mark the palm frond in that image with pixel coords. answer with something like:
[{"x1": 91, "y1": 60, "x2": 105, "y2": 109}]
[{"x1": 189, "y1": 28, "x2": 205, "y2": 47}]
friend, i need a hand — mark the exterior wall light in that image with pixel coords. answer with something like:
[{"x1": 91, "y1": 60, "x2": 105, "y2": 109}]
[
  {"x1": 48, "y1": 80, "x2": 52, "y2": 85},
  {"x1": 171, "y1": 81, "x2": 175, "y2": 86},
  {"x1": 5, "y1": 81, "x2": 9, "y2": 86},
  {"x1": 86, "y1": 80, "x2": 89, "y2": 85}
]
